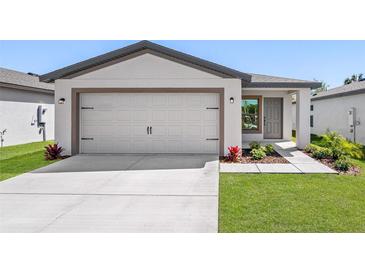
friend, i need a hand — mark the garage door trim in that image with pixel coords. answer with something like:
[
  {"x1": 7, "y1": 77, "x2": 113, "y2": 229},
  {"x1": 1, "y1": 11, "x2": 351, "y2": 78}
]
[{"x1": 71, "y1": 88, "x2": 224, "y2": 155}]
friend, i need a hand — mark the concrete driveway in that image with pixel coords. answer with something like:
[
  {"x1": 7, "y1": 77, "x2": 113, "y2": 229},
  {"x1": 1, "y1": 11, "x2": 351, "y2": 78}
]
[{"x1": 0, "y1": 154, "x2": 219, "y2": 233}]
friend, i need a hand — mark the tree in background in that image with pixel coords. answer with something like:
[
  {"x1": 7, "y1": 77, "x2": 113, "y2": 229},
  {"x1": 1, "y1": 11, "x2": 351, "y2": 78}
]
[
  {"x1": 312, "y1": 80, "x2": 329, "y2": 95},
  {"x1": 344, "y1": 73, "x2": 364, "y2": 85}
]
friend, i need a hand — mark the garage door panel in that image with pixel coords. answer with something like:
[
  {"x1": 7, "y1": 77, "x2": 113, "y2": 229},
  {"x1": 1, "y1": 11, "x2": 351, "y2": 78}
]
[
  {"x1": 167, "y1": 111, "x2": 183, "y2": 121},
  {"x1": 203, "y1": 110, "x2": 219, "y2": 121},
  {"x1": 150, "y1": 125, "x2": 167, "y2": 137},
  {"x1": 83, "y1": 110, "x2": 114, "y2": 121},
  {"x1": 204, "y1": 94, "x2": 219, "y2": 106},
  {"x1": 132, "y1": 125, "x2": 149, "y2": 137},
  {"x1": 115, "y1": 110, "x2": 132, "y2": 121},
  {"x1": 151, "y1": 110, "x2": 168, "y2": 122},
  {"x1": 167, "y1": 94, "x2": 184, "y2": 107},
  {"x1": 168, "y1": 126, "x2": 183, "y2": 137},
  {"x1": 184, "y1": 110, "x2": 201, "y2": 121},
  {"x1": 184, "y1": 126, "x2": 202, "y2": 138},
  {"x1": 204, "y1": 141, "x2": 219, "y2": 153},
  {"x1": 151, "y1": 94, "x2": 168, "y2": 106},
  {"x1": 132, "y1": 94, "x2": 150, "y2": 107},
  {"x1": 150, "y1": 140, "x2": 168, "y2": 153},
  {"x1": 204, "y1": 125, "x2": 219, "y2": 137},
  {"x1": 80, "y1": 93, "x2": 219, "y2": 154},
  {"x1": 132, "y1": 110, "x2": 149, "y2": 122},
  {"x1": 185, "y1": 94, "x2": 202, "y2": 107}
]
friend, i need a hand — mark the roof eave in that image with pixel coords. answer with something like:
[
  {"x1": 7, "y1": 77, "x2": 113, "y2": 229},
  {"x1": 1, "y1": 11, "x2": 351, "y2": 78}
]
[{"x1": 243, "y1": 81, "x2": 322, "y2": 89}]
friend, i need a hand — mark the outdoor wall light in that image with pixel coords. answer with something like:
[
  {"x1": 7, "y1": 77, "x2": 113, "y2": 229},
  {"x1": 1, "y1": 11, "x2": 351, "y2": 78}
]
[
  {"x1": 58, "y1": 98, "x2": 66, "y2": 104},
  {"x1": 230, "y1": 97, "x2": 234, "y2": 104}
]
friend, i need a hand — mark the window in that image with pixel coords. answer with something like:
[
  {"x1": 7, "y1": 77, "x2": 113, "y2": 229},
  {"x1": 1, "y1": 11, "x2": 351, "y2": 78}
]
[
  {"x1": 310, "y1": 115, "x2": 314, "y2": 127},
  {"x1": 242, "y1": 96, "x2": 262, "y2": 133},
  {"x1": 310, "y1": 105, "x2": 314, "y2": 111}
]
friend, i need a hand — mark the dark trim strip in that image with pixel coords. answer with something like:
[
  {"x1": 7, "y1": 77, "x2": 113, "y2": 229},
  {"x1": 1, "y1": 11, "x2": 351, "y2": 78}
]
[
  {"x1": 311, "y1": 88, "x2": 365, "y2": 101},
  {"x1": 243, "y1": 81, "x2": 321, "y2": 89},
  {"x1": 0, "y1": 82, "x2": 54, "y2": 94}
]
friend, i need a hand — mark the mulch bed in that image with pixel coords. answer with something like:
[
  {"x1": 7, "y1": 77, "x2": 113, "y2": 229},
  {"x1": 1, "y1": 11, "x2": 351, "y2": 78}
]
[
  {"x1": 303, "y1": 151, "x2": 361, "y2": 175},
  {"x1": 222, "y1": 149, "x2": 289, "y2": 164}
]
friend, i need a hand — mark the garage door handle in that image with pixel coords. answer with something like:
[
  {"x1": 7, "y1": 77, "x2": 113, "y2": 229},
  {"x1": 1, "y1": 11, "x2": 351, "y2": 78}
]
[
  {"x1": 147, "y1": 126, "x2": 150, "y2": 135},
  {"x1": 150, "y1": 126, "x2": 152, "y2": 134},
  {"x1": 206, "y1": 107, "x2": 219, "y2": 110},
  {"x1": 206, "y1": 138, "x2": 219, "y2": 140},
  {"x1": 81, "y1": 137, "x2": 94, "y2": 140},
  {"x1": 81, "y1": 107, "x2": 94, "y2": 110}
]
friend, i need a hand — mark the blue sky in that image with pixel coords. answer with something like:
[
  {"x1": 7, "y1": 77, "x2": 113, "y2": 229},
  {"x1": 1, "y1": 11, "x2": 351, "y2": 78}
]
[{"x1": 1, "y1": 40, "x2": 364, "y2": 88}]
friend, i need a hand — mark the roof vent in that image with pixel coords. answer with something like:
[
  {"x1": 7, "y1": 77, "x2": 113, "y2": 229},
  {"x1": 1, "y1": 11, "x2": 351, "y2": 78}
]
[{"x1": 27, "y1": 72, "x2": 39, "y2": 77}]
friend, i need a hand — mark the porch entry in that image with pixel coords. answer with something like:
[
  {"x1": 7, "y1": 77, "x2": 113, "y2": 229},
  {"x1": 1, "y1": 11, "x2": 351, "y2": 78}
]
[{"x1": 264, "y1": 98, "x2": 283, "y2": 139}]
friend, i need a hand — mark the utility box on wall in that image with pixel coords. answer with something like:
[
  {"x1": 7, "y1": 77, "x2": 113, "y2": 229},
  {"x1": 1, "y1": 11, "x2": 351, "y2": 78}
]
[{"x1": 348, "y1": 107, "x2": 355, "y2": 133}]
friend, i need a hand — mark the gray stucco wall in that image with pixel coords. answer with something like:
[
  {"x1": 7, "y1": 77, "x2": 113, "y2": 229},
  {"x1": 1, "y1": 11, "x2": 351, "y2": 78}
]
[{"x1": 0, "y1": 86, "x2": 55, "y2": 146}]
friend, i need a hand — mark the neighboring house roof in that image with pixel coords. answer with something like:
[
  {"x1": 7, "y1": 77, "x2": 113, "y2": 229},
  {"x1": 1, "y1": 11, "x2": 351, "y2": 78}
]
[
  {"x1": 311, "y1": 81, "x2": 365, "y2": 101},
  {"x1": 39, "y1": 40, "x2": 320, "y2": 89},
  {"x1": 0, "y1": 67, "x2": 54, "y2": 93}
]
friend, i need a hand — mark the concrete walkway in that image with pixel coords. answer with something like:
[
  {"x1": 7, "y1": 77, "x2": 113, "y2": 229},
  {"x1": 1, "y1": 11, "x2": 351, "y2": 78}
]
[
  {"x1": 0, "y1": 154, "x2": 219, "y2": 233},
  {"x1": 221, "y1": 141, "x2": 337, "y2": 174}
]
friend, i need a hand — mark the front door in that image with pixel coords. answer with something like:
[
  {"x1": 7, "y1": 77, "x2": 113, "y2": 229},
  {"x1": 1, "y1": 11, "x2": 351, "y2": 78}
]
[{"x1": 264, "y1": 98, "x2": 283, "y2": 139}]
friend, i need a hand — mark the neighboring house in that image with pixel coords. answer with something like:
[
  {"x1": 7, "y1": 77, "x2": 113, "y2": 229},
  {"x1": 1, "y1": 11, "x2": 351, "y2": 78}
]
[
  {"x1": 39, "y1": 41, "x2": 320, "y2": 156},
  {"x1": 0, "y1": 68, "x2": 55, "y2": 147},
  {"x1": 292, "y1": 81, "x2": 365, "y2": 144}
]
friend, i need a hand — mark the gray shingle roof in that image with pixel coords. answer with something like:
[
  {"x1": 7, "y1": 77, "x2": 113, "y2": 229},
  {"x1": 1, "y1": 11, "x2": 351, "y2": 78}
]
[
  {"x1": 244, "y1": 73, "x2": 320, "y2": 88},
  {"x1": 39, "y1": 40, "x2": 321, "y2": 89},
  {"x1": 312, "y1": 81, "x2": 365, "y2": 101},
  {"x1": 0, "y1": 67, "x2": 54, "y2": 92}
]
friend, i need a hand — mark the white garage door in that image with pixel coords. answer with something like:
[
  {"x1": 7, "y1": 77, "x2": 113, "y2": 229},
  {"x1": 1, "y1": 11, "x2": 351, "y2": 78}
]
[{"x1": 80, "y1": 93, "x2": 220, "y2": 154}]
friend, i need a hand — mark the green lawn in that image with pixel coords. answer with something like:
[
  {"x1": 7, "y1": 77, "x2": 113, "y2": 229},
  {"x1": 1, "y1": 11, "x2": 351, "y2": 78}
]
[
  {"x1": 219, "y1": 135, "x2": 365, "y2": 232},
  {"x1": 0, "y1": 141, "x2": 57, "y2": 182}
]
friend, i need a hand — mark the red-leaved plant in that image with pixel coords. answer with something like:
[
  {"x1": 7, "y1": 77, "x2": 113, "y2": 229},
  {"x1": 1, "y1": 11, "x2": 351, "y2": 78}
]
[
  {"x1": 226, "y1": 146, "x2": 242, "y2": 163},
  {"x1": 44, "y1": 143, "x2": 64, "y2": 160}
]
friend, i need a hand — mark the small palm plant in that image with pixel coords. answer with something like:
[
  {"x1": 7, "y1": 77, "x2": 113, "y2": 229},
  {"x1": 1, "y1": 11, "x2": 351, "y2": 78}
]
[{"x1": 44, "y1": 143, "x2": 64, "y2": 160}]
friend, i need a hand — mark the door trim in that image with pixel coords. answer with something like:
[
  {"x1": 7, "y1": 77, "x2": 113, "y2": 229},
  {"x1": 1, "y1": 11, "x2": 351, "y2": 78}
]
[
  {"x1": 263, "y1": 97, "x2": 283, "y2": 139},
  {"x1": 72, "y1": 88, "x2": 224, "y2": 155}
]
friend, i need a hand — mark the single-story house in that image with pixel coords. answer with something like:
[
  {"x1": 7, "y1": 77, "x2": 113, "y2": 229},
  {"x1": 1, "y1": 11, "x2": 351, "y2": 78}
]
[
  {"x1": 292, "y1": 81, "x2": 365, "y2": 144},
  {"x1": 0, "y1": 67, "x2": 55, "y2": 147},
  {"x1": 40, "y1": 41, "x2": 320, "y2": 156}
]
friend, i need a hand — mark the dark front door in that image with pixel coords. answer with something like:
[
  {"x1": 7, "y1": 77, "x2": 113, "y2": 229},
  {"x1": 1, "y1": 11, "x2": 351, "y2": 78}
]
[{"x1": 264, "y1": 98, "x2": 283, "y2": 139}]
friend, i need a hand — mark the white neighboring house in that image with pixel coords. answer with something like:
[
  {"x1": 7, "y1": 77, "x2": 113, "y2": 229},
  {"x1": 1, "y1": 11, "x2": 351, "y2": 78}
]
[
  {"x1": 0, "y1": 68, "x2": 55, "y2": 147},
  {"x1": 39, "y1": 41, "x2": 320, "y2": 156},
  {"x1": 292, "y1": 81, "x2": 365, "y2": 144}
]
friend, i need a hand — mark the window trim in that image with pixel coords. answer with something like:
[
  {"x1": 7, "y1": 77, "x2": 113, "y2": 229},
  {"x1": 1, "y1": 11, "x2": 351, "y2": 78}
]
[{"x1": 241, "y1": 95, "x2": 262, "y2": 134}]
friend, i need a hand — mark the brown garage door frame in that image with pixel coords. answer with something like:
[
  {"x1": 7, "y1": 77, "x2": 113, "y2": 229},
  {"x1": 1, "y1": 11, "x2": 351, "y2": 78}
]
[{"x1": 72, "y1": 88, "x2": 225, "y2": 156}]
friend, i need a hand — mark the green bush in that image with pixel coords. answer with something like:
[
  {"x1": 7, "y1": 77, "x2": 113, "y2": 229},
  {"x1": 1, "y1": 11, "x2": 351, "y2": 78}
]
[
  {"x1": 249, "y1": 141, "x2": 261, "y2": 150},
  {"x1": 321, "y1": 131, "x2": 364, "y2": 160},
  {"x1": 250, "y1": 148, "x2": 266, "y2": 160},
  {"x1": 304, "y1": 144, "x2": 320, "y2": 154},
  {"x1": 312, "y1": 147, "x2": 332, "y2": 159},
  {"x1": 334, "y1": 156, "x2": 352, "y2": 172},
  {"x1": 264, "y1": 144, "x2": 275, "y2": 155}
]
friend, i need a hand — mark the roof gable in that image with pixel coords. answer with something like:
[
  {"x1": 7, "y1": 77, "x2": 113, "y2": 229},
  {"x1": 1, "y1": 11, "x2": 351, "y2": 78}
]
[
  {"x1": 40, "y1": 41, "x2": 251, "y2": 83},
  {"x1": 74, "y1": 52, "x2": 221, "y2": 80}
]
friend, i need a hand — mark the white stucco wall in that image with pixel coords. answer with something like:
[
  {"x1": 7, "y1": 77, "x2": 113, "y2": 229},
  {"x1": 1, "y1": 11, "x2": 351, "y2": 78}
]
[
  {"x1": 311, "y1": 94, "x2": 365, "y2": 144},
  {"x1": 0, "y1": 87, "x2": 55, "y2": 146},
  {"x1": 54, "y1": 53, "x2": 242, "y2": 155},
  {"x1": 292, "y1": 93, "x2": 365, "y2": 144},
  {"x1": 241, "y1": 89, "x2": 293, "y2": 142}
]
